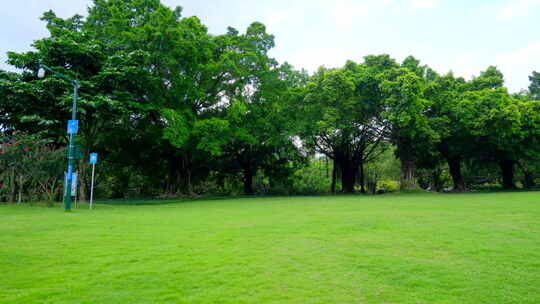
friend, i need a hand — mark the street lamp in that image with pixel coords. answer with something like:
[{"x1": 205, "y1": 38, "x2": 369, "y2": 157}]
[{"x1": 38, "y1": 64, "x2": 80, "y2": 212}]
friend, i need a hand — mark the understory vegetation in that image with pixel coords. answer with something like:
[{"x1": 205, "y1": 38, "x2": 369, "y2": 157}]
[{"x1": 1, "y1": 0, "x2": 539, "y2": 203}]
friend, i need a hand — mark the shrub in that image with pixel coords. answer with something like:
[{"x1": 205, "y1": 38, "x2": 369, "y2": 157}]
[{"x1": 378, "y1": 180, "x2": 400, "y2": 192}]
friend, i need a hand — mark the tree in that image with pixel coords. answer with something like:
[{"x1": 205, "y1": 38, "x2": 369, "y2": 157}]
[
  {"x1": 515, "y1": 98, "x2": 540, "y2": 188},
  {"x1": 0, "y1": 133, "x2": 64, "y2": 203},
  {"x1": 298, "y1": 60, "x2": 387, "y2": 193},
  {"x1": 2, "y1": 0, "x2": 231, "y2": 196},
  {"x1": 423, "y1": 71, "x2": 469, "y2": 191},
  {"x1": 457, "y1": 87, "x2": 522, "y2": 189},
  {"x1": 380, "y1": 58, "x2": 434, "y2": 190},
  {"x1": 27, "y1": 145, "x2": 66, "y2": 204},
  {"x1": 1, "y1": 0, "x2": 537, "y2": 198},
  {"x1": 528, "y1": 71, "x2": 540, "y2": 100},
  {"x1": 162, "y1": 22, "x2": 305, "y2": 195}
]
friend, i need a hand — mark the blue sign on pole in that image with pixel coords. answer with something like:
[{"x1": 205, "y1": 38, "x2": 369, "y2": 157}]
[
  {"x1": 67, "y1": 165, "x2": 73, "y2": 180},
  {"x1": 89, "y1": 153, "x2": 98, "y2": 164},
  {"x1": 67, "y1": 120, "x2": 78, "y2": 134}
]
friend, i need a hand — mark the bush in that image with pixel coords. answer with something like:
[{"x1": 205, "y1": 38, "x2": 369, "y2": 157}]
[
  {"x1": 378, "y1": 180, "x2": 400, "y2": 192},
  {"x1": 0, "y1": 133, "x2": 65, "y2": 204},
  {"x1": 291, "y1": 159, "x2": 331, "y2": 194}
]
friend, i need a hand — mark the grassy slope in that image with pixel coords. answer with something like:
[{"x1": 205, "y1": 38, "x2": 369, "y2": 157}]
[{"x1": 1, "y1": 192, "x2": 539, "y2": 303}]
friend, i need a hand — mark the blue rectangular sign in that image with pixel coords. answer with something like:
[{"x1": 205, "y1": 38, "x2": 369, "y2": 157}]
[
  {"x1": 89, "y1": 153, "x2": 98, "y2": 164},
  {"x1": 67, "y1": 120, "x2": 78, "y2": 134}
]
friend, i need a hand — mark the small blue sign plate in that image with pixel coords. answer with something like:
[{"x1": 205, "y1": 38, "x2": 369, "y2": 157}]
[
  {"x1": 67, "y1": 120, "x2": 78, "y2": 134},
  {"x1": 89, "y1": 153, "x2": 98, "y2": 164}
]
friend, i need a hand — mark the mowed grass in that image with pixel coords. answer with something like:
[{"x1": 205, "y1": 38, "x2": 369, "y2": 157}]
[{"x1": 1, "y1": 192, "x2": 540, "y2": 303}]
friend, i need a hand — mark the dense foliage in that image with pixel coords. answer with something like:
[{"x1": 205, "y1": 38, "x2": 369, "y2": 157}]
[{"x1": 1, "y1": 0, "x2": 539, "y2": 202}]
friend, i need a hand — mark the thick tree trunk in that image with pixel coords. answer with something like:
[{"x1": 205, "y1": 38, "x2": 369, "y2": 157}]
[
  {"x1": 447, "y1": 157, "x2": 466, "y2": 192},
  {"x1": 166, "y1": 156, "x2": 194, "y2": 195},
  {"x1": 400, "y1": 157, "x2": 418, "y2": 190},
  {"x1": 519, "y1": 161, "x2": 536, "y2": 189},
  {"x1": 499, "y1": 159, "x2": 516, "y2": 190},
  {"x1": 243, "y1": 169, "x2": 254, "y2": 195},
  {"x1": 398, "y1": 137, "x2": 418, "y2": 190},
  {"x1": 341, "y1": 162, "x2": 355, "y2": 193}
]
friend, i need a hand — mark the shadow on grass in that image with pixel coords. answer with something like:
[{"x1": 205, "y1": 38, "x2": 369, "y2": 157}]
[
  {"x1": 96, "y1": 191, "x2": 426, "y2": 206},
  {"x1": 97, "y1": 194, "x2": 289, "y2": 206}
]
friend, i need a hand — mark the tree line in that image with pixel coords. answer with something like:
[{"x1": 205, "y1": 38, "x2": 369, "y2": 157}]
[{"x1": 1, "y1": 0, "x2": 539, "y2": 202}]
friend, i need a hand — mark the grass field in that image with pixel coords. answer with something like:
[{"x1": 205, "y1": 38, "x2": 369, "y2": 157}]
[{"x1": 2, "y1": 192, "x2": 540, "y2": 303}]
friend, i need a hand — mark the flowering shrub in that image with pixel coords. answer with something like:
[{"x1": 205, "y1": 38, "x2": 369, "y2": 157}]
[{"x1": 0, "y1": 133, "x2": 65, "y2": 204}]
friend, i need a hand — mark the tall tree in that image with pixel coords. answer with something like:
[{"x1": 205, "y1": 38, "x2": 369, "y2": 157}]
[
  {"x1": 162, "y1": 23, "x2": 304, "y2": 194},
  {"x1": 457, "y1": 87, "x2": 522, "y2": 189},
  {"x1": 299, "y1": 59, "x2": 387, "y2": 193},
  {"x1": 2, "y1": 0, "x2": 226, "y2": 196},
  {"x1": 423, "y1": 71, "x2": 469, "y2": 191},
  {"x1": 380, "y1": 58, "x2": 434, "y2": 190}
]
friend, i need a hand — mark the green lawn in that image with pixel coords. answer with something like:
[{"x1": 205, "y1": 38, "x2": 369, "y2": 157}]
[{"x1": 1, "y1": 192, "x2": 540, "y2": 303}]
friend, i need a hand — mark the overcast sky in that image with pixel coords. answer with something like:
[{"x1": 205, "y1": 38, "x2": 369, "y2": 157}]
[{"x1": 1, "y1": 0, "x2": 539, "y2": 92}]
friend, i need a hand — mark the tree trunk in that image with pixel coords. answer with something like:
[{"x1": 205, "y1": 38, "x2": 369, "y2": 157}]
[
  {"x1": 341, "y1": 162, "x2": 355, "y2": 193},
  {"x1": 400, "y1": 157, "x2": 418, "y2": 190},
  {"x1": 430, "y1": 168, "x2": 442, "y2": 192},
  {"x1": 187, "y1": 169, "x2": 193, "y2": 195},
  {"x1": 175, "y1": 168, "x2": 182, "y2": 194},
  {"x1": 359, "y1": 161, "x2": 366, "y2": 194},
  {"x1": 398, "y1": 137, "x2": 418, "y2": 190},
  {"x1": 243, "y1": 168, "x2": 254, "y2": 195},
  {"x1": 18, "y1": 175, "x2": 23, "y2": 204},
  {"x1": 325, "y1": 156, "x2": 329, "y2": 178},
  {"x1": 368, "y1": 181, "x2": 377, "y2": 194},
  {"x1": 447, "y1": 157, "x2": 466, "y2": 192},
  {"x1": 523, "y1": 171, "x2": 536, "y2": 189},
  {"x1": 331, "y1": 160, "x2": 337, "y2": 194},
  {"x1": 519, "y1": 161, "x2": 536, "y2": 189},
  {"x1": 79, "y1": 161, "x2": 88, "y2": 202},
  {"x1": 9, "y1": 168, "x2": 16, "y2": 203},
  {"x1": 112, "y1": 172, "x2": 129, "y2": 199},
  {"x1": 166, "y1": 156, "x2": 179, "y2": 194},
  {"x1": 499, "y1": 159, "x2": 516, "y2": 190},
  {"x1": 165, "y1": 159, "x2": 173, "y2": 194}
]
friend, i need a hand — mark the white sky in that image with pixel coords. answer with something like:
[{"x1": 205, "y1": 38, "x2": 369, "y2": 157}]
[{"x1": 1, "y1": 0, "x2": 540, "y2": 92}]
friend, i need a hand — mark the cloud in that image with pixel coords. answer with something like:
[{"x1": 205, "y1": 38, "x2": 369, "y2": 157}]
[
  {"x1": 450, "y1": 53, "x2": 484, "y2": 79},
  {"x1": 328, "y1": 0, "x2": 393, "y2": 26},
  {"x1": 496, "y1": 0, "x2": 540, "y2": 20},
  {"x1": 496, "y1": 41, "x2": 540, "y2": 91},
  {"x1": 409, "y1": 0, "x2": 439, "y2": 10},
  {"x1": 496, "y1": 41, "x2": 540, "y2": 66},
  {"x1": 265, "y1": 12, "x2": 287, "y2": 32},
  {"x1": 0, "y1": 0, "x2": 90, "y2": 72},
  {"x1": 286, "y1": 47, "x2": 349, "y2": 73}
]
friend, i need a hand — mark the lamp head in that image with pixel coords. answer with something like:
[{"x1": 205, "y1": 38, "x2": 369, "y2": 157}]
[{"x1": 37, "y1": 67, "x2": 46, "y2": 78}]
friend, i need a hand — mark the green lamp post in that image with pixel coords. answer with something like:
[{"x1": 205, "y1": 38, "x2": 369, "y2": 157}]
[{"x1": 38, "y1": 64, "x2": 80, "y2": 212}]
